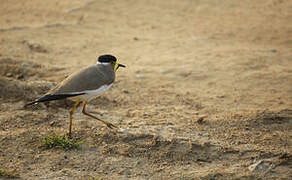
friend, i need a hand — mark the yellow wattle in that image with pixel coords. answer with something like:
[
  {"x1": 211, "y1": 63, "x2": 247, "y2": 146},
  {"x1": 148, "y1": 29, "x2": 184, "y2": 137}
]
[{"x1": 114, "y1": 62, "x2": 119, "y2": 72}]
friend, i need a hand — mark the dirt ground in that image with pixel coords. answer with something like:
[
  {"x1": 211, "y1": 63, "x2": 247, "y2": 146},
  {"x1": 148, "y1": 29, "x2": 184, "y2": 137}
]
[{"x1": 0, "y1": 0, "x2": 292, "y2": 179}]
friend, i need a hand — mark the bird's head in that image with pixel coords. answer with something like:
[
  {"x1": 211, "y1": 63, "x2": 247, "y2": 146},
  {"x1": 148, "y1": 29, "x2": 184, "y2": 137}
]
[{"x1": 97, "y1": 54, "x2": 126, "y2": 72}]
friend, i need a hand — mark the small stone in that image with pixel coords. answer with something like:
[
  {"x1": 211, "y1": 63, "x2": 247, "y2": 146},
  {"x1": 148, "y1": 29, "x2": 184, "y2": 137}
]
[
  {"x1": 136, "y1": 74, "x2": 145, "y2": 79},
  {"x1": 199, "y1": 132, "x2": 209, "y2": 137},
  {"x1": 159, "y1": 69, "x2": 171, "y2": 74},
  {"x1": 216, "y1": 95, "x2": 226, "y2": 98},
  {"x1": 133, "y1": 37, "x2": 139, "y2": 41},
  {"x1": 50, "y1": 121, "x2": 56, "y2": 126},
  {"x1": 122, "y1": 89, "x2": 129, "y2": 94},
  {"x1": 193, "y1": 111, "x2": 199, "y2": 115},
  {"x1": 197, "y1": 116, "x2": 206, "y2": 124},
  {"x1": 248, "y1": 160, "x2": 273, "y2": 172},
  {"x1": 23, "y1": 40, "x2": 48, "y2": 53},
  {"x1": 16, "y1": 74, "x2": 24, "y2": 79},
  {"x1": 270, "y1": 49, "x2": 277, "y2": 53},
  {"x1": 119, "y1": 128, "x2": 127, "y2": 133},
  {"x1": 6, "y1": 73, "x2": 13, "y2": 77}
]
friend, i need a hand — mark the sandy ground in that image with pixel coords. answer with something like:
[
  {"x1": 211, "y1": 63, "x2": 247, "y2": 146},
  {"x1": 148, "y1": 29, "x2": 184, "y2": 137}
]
[{"x1": 0, "y1": 0, "x2": 292, "y2": 179}]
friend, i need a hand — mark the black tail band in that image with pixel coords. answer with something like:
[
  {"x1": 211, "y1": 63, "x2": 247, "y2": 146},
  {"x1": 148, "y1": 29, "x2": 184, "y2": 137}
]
[{"x1": 25, "y1": 93, "x2": 85, "y2": 107}]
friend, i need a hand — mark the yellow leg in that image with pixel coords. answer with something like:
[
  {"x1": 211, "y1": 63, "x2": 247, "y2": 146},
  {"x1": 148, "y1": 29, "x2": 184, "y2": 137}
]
[
  {"x1": 69, "y1": 99, "x2": 81, "y2": 137},
  {"x1": 81, "y1": 101, "x2": 118, "y2": 129}
]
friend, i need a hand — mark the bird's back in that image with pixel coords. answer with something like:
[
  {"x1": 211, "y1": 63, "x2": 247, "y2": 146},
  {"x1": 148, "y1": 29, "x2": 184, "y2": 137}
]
[{"x1": 48, "y1": 64, "x2": 115, "y2": 95}]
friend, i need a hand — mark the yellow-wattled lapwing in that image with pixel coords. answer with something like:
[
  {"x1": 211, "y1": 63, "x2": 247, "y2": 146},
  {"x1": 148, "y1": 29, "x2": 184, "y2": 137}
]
[{"x1": 25, "y1": 54, "x2": 125, "y2": 137}]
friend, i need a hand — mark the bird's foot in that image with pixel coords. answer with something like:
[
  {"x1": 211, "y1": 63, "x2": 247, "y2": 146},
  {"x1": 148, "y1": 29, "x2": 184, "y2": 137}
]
[
  {"x1": 105, "y1": 122, "x2": 118, "y2": 129},
  {"x1": 67, "y1": 132, "x2": 72, "y2": 139}
]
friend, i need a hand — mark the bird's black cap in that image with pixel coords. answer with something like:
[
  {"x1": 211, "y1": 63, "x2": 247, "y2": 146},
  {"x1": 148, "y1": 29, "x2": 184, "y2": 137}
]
[{"x1": 98, "y1": 54, "x2": 117, "y2": 63}]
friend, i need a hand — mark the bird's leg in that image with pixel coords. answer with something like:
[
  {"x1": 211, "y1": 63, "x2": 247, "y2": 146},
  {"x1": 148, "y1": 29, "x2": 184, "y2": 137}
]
[
  {"x1": 69, "y1": 99, "x2": 81, "y2": 137},
  {"x1": 81, "y1": 101, "x2": 118, "y2": 129}
]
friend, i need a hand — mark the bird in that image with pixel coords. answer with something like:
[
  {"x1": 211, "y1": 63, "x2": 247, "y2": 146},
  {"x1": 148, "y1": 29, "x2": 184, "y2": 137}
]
[{"x1": 25, "y1": 54, "x2": 126, "y2": 137}]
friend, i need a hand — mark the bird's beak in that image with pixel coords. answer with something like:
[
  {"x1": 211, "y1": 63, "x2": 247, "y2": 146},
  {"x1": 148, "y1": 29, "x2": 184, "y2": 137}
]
[
  {"x1": 118, "y1": 63, "x2": 126, "y2": 68},
  {"x1": 114, "y1": 62, "x2": 126, "y2": 72}
]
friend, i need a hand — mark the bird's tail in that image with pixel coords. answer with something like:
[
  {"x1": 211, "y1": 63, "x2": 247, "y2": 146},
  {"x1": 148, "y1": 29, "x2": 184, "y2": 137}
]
[{"x1": 24, "y1": 93, "x2": 85, "y2": 107}]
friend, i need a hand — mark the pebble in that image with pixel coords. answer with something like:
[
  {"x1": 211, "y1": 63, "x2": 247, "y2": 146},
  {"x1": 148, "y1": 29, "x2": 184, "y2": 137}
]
[
  {"x1": 119, "y1": 128, "x2": 127, "y2": 133},
  {"x1": 248, "y1": 160, "x2": 274, "y2": 172},
  {"x1": 160, "y1": 69, "x2": 171, "y2": 74},
  {"x1": 6, "y1": 73, "x2": 13, "y2": 77},
  {"x1": 136, "y1": 74, "x2": 145, "y2": 79},
  {"x1": 122, "y1": 89, "x2": 129, "y2": 94},
  {"x1": 50, "y1": 121, "x2": 56, "y2": 126},
  {"x1": 197, "y1": 115, "x2": 207, "y2": 124},
  {"x1": 16, "y1": 74, "x2": 24, "y2": 79}
]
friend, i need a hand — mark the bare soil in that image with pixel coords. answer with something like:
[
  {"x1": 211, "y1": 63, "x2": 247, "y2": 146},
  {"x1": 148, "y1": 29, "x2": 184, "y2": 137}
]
[{"x1": 0, "y1": 0, "x2": 291, "y2": 179}]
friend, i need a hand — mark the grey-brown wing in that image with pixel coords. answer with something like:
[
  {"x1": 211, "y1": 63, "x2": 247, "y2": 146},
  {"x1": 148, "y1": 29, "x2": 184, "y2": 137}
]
[{"x1": 49, "y1": 65, "x2": 115, "y2": 95}]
